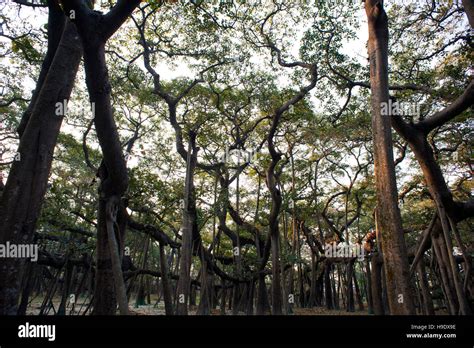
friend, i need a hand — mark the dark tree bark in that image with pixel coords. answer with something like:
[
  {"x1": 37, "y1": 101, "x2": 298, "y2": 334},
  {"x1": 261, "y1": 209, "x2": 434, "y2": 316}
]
[
  {"x1": 266, "y1": 162, "x2": 283, "y2": 315},
  {"x1": 462, "y1": 0, "x2": 474, "y2": 27},
  {"x1": 309, "y1": 254, "x2": 318, "y2": 307},
  {"x1": 17, "y1": 263, "x2": 36, "y2": 315},
  {"x1": 345, "y1": 259, "x2": 355, "y2": 312},
  {"x1": 62, "y1": 0, "x2": 141, "y2": 315},
  {"x1": 17, "y1": 0, "x2": 66, "y2": 136},
  {"x1": 0, "y1": 18, "x2": 82, "y2": 315},
  {"x1": 196, "y1": 248, "x2": 212, "y2": 315},
  {"x1": 57, "y1": 259, "x2": 74, "y2": 316},
  {"x1": 159, "y1": 242, "x2": 174, "y2": 315},
  {"x1": 365, "y1": 258, "x2": 374, "y2": 314},
  {"x1": 371, "y1": 253, "x2": 385, "y2": 315},
  {"x1": 324, "y1": 261, "x2": 333, "y2": 310}
]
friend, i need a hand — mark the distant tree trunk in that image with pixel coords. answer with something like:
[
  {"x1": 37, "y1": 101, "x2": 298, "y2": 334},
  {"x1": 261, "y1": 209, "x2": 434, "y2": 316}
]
[
  {"x1": 325, "y1": 261, "x2": 333, "y2": 310},
  {"x1": 232, "y1": 173, "x2": 242, "y2": 315},
  {"x1": 309, "y1": 254, "x2": 318, "y2": 307},
  {"x1": 270, "y1": 230, "x2": 283, "y2": 315},
  {"x1": 431, "y1": 233, "x2": 457, "y2": 314},
  {"x1": 346, "y1": 259, "x2": 355, "y2": 312},
  {"x1": 266, "y1": 159, "x2": 283, "y2": 315},
  {"x1": 338, "y1": 265, "x2": 345, "y2": 308},
  {"x1": 197, "y1": 248, "x2": 211, "y2": 315},
  {"x1": 135, "y1": 238, "x2": 150, "y2": 307},
  {"x1": 176, "y1": 138, "x2": 197, "y2": 315},
  {"x1": 57, "y1": 260, "x2": 74, "y2": 315},
  {"x1": 254, "y1": 177, "x2": 271, "y2": 315},
  {"x1": 316, "y1": 266, "x2": 324, "y2": 306},
  {"x1": 332, "y1": 269, "x2": 339, "y2": 310},
  {"x1": 288, "y1": 148, "x2": 297, "y2": 313},
  {"x1": 17, "y1": 263, "x2": 36, "y2": 315},
  {"x1": 353, "y1": 270, "x2": 364, "y2": 311},
  {"x1": 365, "y1": 0, "x2": 415, "y2": 315},
  {"x1": 220, "y1": 278, "x2": 226, "y2": 315},
  {"x1": 159, "y1": 243, "x2": 174, "y2": 315},
  {"x1": 365, "y1": 258, "x2": 374, "y2": 314},
  {"x1": 417, "y1": 260, "x2": 435, "y2": 315}
]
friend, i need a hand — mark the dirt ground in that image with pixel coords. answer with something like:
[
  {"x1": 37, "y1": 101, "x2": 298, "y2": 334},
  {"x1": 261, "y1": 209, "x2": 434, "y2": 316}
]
[
  {"x1": 26, "y1": 296, "x2": 373, "y2": 315},
  {"x1": 27, "y1": 295, "x2": 449, "y2": 315}
]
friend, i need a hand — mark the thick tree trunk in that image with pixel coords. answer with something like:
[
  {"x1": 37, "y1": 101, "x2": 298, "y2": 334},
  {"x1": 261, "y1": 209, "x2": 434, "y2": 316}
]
[
  {"x1": 93, "y1": 200, "x2": 118, "y2": 314},
  {"x1": 0, "y1": 20, "x2": 82, "y2": 315},
  {"x1": 81, "y1": 44, "x2": 129, "y2": 315},
  {"x1": 365, "y1": 0, "x2": 415, "y2": 315},
  {"x1": 17, "y1": 0, "x2": 66, "y2": 136},
  {"x1": 105, "y1": 197, "x2": 129, "y2": 315},
  {"x1": 462, "y1": 0, "x2": 474, "y2": 27}
]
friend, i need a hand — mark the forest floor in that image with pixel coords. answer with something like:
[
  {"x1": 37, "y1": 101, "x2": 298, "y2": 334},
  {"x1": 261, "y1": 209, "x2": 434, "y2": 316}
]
[
  {"x1": 26, "y1": 296, "x2": 371, "y2": 315},
  {"x1": 29, "y1": 294, "x2": 449, "y2": 315},
  {"x1": 130, "y1": 305, "x2": 370, "y2": 315}
]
